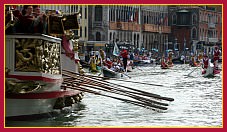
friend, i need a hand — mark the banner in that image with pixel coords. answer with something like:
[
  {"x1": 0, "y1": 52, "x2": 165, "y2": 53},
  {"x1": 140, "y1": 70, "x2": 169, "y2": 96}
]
[
  {"x1": 113, "y1": 42, "x2": 120, "y2": 56},
  {"x1": 48, "y1": 15, "x2": 64, "y2": 35},
  {"x1": 63, "y1": 14, "x2": 79, "y2": 30}
]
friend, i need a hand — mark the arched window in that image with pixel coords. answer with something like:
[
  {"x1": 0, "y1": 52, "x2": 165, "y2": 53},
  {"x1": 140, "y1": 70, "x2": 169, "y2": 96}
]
[
  {"x1": 192, "y1": 28, "x2": 197, "y2": 39},
  {"x1": 96, "y1": 32, "x2": 101, "y2": 41},
  {"x1": 110, "y1": 32, "x2": 112, "y2": 41},
  {"x1": 95, "y1": 6, "x2": 102, "y2": 21},
  {"x1": 113, "y1": 32, "x2": 115, "y2": 41},
  {"x1": 172, "y1": 14, "x2": 177, "y2": 25},
  {"x1": 192, "y1": 14, "x2": 197, "y2": 25}
]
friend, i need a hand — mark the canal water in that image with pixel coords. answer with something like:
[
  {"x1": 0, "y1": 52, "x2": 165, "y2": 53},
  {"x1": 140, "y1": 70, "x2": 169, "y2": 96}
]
[{"x1": 5, "y1": 64, "x2": 223, "y2": 127}]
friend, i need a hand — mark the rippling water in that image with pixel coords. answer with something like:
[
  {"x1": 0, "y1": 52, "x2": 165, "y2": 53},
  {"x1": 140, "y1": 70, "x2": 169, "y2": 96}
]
[{"x1": 5, "y1": 64, "x2": 223, "y2": 127}]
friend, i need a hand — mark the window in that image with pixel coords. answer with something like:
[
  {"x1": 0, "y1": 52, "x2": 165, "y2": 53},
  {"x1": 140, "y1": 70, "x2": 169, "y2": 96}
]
[
  {"x1": 180, "y1": 15, "x2": 186, "y2": 25},
  {"x1": 110, "y1": 32, "x2": 112, "y2": 41},
  {"x1": 85, "y1": 26, "x2": 87, "y2": 38},
  {"x1": 85, "y1": 7, "x2": 87, "y2": 19},
  {"x1": 96, "y1": 32, "x2": 101, "y2": 41},
  {"x1": 113, "y1": 32, "x2": 115, "y2": 41},
  {"x1": 80, "y1": 7, "x2": 82, "y2": 19},
  {"x1": 192, "y1": 28, "x2": 197, "y2": 39},
  {"x1": 172, "y1": 14, "x2": 177, "y2": 25},
  {"x1": 95, "y1": 6, "x2": 102, "y2": 21},
  {"x1": 192, "y1": 14, "x2": 197, "y2": 25},
  {"x1": 80, "y1": 26, "x2": 82, "y2": 37}
]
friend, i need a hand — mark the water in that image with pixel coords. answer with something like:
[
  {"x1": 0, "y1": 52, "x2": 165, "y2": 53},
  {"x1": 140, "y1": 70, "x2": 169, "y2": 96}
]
[{"x1": 5, "y1": 64, "x2": 223, "y2": 127}]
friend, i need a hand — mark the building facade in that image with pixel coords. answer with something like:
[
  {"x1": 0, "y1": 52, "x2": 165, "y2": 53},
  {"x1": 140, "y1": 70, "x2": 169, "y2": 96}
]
[
  {"x1": 168, "y1": 5, "x2": 222, "y2": 56},
  {"x1": 11, "y1": 5, "x2": 222, "y2": 58},
  {"x1": 88, "y1": 5, "x2": 171, "y2": 55}
]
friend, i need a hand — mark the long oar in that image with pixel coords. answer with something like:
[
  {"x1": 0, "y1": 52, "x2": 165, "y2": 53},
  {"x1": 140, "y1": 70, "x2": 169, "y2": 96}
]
[
  {"x1": 135, "y1": 66, "x2": 143, "y2": 71},
  {"x1": 64, "y1": 77, "x2": 160, "y2": 101},
  {"x1": 105, "y1": 78, "x2": 165, "y2": 87},
  {"x1": 62, "y1": 83, "x2": 168, "y2": 110},
  {"x1": 63, "y1": 70, "x2": 174, "y2": 101},
  {"x1": 122, "y1": 72, "x2": 131, "y2": 79},
  {"x1": 83, "y1": 75, "x2": 174, "y2": 102},
  {"x1": 187, "y1": 66, "x2": 200, "y2": 76},
  {"x1": 64, "y1": 69, "x2": 166, "y2": 87},
  {"x1": 63, "y1": 79, "x2": 168, "y2": 106},
  {"x1": 62, "y1": 70, "x2": 174, "y2": 101}
]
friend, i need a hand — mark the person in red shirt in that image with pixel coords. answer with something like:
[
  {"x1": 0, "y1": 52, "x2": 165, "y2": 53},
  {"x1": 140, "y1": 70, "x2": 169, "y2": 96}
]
[
  {"x1": 104, "y1": 58, "x2": 112, "y2": 69},
  {"x1": 202, "y1": 54, "x2": 209, "y2": 74},
  {"x1": 120, "y1": 48, "x2": 128, "y2": 72},
  {"x1": 203, "y1": 54, "x2": 209, "y2": 69},
  {"x1": 161, "y1": 56, "x2": 168, "y2": 69}
]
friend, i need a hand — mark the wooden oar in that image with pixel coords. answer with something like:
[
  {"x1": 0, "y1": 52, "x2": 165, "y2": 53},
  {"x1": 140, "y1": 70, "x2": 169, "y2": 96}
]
[
  {"x1": 81, "y1": 75, "x2": 174, "y2": 102},
  {"x1": 135, "y1": 66, "x2": 143, "y2": 71},
  {"x1": 62, "y1": 84, "x2": 168, "y2": 110},
  {"x1": 187, "y1": 66, "x2": 200, "y2": 76},
  {"x1": 122, "y1": 72, "x2": 131, "y2": 79},
  {"x1": 63, "y1": 79, "x2": 169, "y2": 106},
  {"x1": 62, "y1": 70, "x2": 174, "y2": 101},
  {"x1": 105, "y1": 78, "x2": 165, "y2": 87},
  {"x1": 62, "y1": 70, "x2": 174, "y2": 102},
  {"x1": 63, "y1": 69, "x2": 166, "y2": 87}
]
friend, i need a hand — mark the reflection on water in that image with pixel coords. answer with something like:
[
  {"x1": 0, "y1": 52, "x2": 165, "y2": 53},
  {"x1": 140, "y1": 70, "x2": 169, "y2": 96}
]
[{"x1": 5, "y1": 64, "x2": 222, "y2": 127}]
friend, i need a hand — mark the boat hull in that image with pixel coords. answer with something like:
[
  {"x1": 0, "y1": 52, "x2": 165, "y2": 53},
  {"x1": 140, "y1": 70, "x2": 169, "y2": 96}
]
[
  {"x1": 6, "y1": 98, "x2": 56, "y2": 117},
  {"x1": 102, "y1": 67, "x2": 128, "y2": 79},
  {"x1": 5, "y1": 89, "x2": 82, "y2": 118}
]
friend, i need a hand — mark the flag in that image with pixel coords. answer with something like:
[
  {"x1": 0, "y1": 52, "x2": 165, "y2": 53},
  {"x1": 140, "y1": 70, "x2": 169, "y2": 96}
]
[
  {"x1": 113, "y1": 42, "x2": 120, "y2": 56},
  {"x1": 134, "y1": 10, "x2": 138, "y2": 22},
  {"x1": 163, "y1": 16, "x2": 168, "y2": 25},
  {"x1": 159, "y1": 17, "x2": 164, "y2": 25},
  {"x1": 130, "y1": 14, "x2": 133, "y2": 22},
  {"x1": 128, "y1": 9, "x2": 134, "y2": 22}
]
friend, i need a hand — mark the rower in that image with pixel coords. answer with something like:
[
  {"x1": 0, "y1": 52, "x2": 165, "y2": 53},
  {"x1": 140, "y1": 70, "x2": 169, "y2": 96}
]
[
  {"x1": 202, "y1": 53, "x2": 209, "y2": 74},
  {"x1": 161, "y1": 56, "x2": 168, "y2": 69},
  {"x1": 213, "y1": 45, "x2": 221, "y2": 70},
  {"x1": 167, "y1": 52, "x2": 173, "y2": 67}
]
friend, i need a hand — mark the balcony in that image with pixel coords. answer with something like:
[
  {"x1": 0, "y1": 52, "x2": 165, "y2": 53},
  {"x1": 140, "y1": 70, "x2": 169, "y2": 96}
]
[
  {"x1": 93, "y1": 21, "x2": 103, "y2": 27},
  {"x1": 109, "y1": 21, "x2": 140, "y2": 32},
  {"x1": 208, "y1": 37, "x2": 218, "y2": 43},
  {"x1": 142, "y1": 24, "x2": 171, "y2": 33},
  {"x1": 208, "y1": 23, "x2": 216, "y2": 28}
]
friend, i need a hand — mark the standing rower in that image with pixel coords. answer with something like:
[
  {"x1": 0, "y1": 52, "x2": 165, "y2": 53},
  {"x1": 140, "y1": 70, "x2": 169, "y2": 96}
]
[
  {"x1": 202, "y1": 54, "x2": 209, "y2": 74},
  {"x1": 213, "y1": 45, "x2": 221, "y2": 70}
]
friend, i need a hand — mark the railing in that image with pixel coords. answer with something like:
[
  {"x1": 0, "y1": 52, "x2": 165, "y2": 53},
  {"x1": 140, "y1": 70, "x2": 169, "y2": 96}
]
[
  {"x1": 142, "y1": 24, "x2": 171, "y2": 33},
  {"x1": 208, "y1": 23, "x2": 216, "y2": 28},
  {"x1": 208, "y1": 37, "x2": 218, "y2": 43},
  {"x1": 109, "y1": 22, "x2": 171, "y2": 33},
  {"x1": 109, "y1": 21, "x2": 140, "y2": 32}
]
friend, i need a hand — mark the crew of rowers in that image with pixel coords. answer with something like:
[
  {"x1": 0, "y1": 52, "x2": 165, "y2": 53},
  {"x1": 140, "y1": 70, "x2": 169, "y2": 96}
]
[
  {"x1": 88, "y1": 45, "x2": 221, "y2": 76},
  {"x1": 88, "y1": 49, "x2": 106, "y2": 72},
  {"x1": 160, "y1": 45, "x2": 221, "y2": 73},
  {"x1": 161, "y1": 52, "x2": 174, "y2": 69},
  {"x1": 88, "y1": 48, "x2": 135, "y2": 73},
  {"x1": 88, "y1": 47, "x2": 160, "y2": 73},
  {"x1": 202, "y1": 45, "x2": 221, "y2": 75}
]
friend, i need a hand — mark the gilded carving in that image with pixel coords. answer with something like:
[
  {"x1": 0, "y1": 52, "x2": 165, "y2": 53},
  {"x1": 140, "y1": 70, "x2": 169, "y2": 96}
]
[
  {"x1": 5, "y1": 79, "x2": 41, "y2": 94},
  {"x1": 73, "y1": 39, "x2": 79, "y2": 52},
  {"x1": 15, "y1": 38, "x2": 61, "y2": 74}
]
